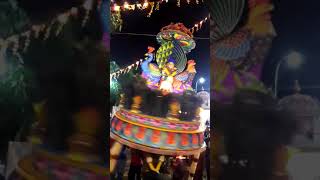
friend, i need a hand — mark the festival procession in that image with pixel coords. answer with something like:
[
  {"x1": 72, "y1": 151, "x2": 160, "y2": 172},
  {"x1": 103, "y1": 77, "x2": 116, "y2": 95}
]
[
  {"x1": 0, "y1": 0, "x2": 320, "y2": 180},
  {"x1": 109, "y1": 0, "x2": 210, "y2": 179}
]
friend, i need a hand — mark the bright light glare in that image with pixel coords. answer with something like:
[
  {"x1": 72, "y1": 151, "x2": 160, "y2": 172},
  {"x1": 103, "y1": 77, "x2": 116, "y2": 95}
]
[
  {"x1": 199, "y1": 77, "x2": 205, "y2": 84},
  {"x1": 200, "y1": 108, "x2": 210, "y2": 129},
  {"x1": 286, "y1": 51, "x2": 304, "y2": 69}
]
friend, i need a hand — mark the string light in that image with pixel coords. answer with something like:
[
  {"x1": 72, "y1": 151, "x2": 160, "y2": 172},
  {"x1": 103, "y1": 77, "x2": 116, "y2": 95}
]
[
  {"x1": 110, "y1": 15, "x2": 209, "y2": 79},
  {"x1": 110, "y1": 0, "x2": 202, "y2": 13},
  {"x1": 110, "y1": 60, "x2": 142, "y2": 79},
  {"x1": 147, "y1": 2, "x2": 155, "y2": 17},
  {"x1": 124, "y1": 2, "x2": 129, "y2": 9},
  {"x1": 113, "y1": 4, "x2": 121, "y2": 11},
  {"x1": 189, "y1": 14, "x2": 210, "y2": 33},
  {"x1": 155, "y1": 2, "x2": 160, "y2": 10},
  {"x1": 143, "y1": 1, "x2": 149, "y2": 8}
]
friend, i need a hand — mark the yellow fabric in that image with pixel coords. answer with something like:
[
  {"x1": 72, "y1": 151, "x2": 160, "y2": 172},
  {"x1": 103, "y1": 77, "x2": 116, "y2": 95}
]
[
  {"x1": 147, "y1": 161, "x2": 163, "y2": 173},
  {"x1": 213, "y1": 60, "x2": 230, "y2": 91},
  {"x1": 246, "y1": 4, "x2": 276, "y2": 36}
]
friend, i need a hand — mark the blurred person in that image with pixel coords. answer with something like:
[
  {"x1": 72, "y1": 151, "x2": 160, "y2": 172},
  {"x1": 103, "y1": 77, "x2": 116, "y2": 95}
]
[
  {"x1": 128, "y1": 149, "x2": 142, "y2": 180},
  {"x1": 213, "y1": 89, "x2": 297, "y2": 180}
]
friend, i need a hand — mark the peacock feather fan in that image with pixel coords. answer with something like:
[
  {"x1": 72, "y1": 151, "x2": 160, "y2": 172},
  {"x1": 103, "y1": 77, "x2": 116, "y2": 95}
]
[
  {"x1": 156, "y1": 39, "x2": 187, "y2": 74},
  {"x1": 209, "y1": 0, "x2": 246, "y2": 42}
]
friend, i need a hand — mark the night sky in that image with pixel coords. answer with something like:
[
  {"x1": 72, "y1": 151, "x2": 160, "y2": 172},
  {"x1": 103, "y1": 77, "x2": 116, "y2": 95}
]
[
  {"x1": 111, "y1": 1, "x2": 210, "y2": 91},
  {"x1": 262, "y1": 0, "x2": 320, "y2": 98},
  {"x1": 111, "y1": 0, "x2": 320, "y2": 98}
]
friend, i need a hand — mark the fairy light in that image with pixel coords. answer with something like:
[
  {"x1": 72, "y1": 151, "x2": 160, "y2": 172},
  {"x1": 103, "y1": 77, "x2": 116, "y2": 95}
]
[
  {"x1": 113, "y1": 4, "x2": 121, "y2": 11},
  {"x1": 143, "y1": 1, "x2": 149, "y2": 8},
  {"x1": 147, "y1": 2, "x2": 155, "y2": 17},
  {"x1": 189, "y1": 15, "x2": 210, "y2": 33},
  {"x1": 110, "y1": 60, "x2": 143, "y2": 79},
  {"x1": 155, "y1": 2, "x2": 160, "y2": 10},
  {"x1": 136, "y1": 3, "x2": 142, "y2": 9},
  {"x1": 124, "y1": 2, "x2": 129, "y2": 9},
  {"x1": 110, "y1": 0, "x2": 202, "y2": 13}
]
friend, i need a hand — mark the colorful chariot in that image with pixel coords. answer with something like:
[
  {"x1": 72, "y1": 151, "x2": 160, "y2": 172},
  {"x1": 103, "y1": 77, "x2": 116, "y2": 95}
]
[{"x1": 110, "y1": 23, "x2": 206, "y2": 179}]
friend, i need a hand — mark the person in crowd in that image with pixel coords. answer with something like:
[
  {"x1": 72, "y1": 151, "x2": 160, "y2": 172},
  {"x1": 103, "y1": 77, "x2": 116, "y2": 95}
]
[
  {"x1": 213, "y1": 89, "x2": 297, "y2": 180},
  {"x1": 128, "y1": 149, "x2": 142, "y2": 180},
  {"x1": 113, "y1": 146, "x2": 127, "y2": 180}
]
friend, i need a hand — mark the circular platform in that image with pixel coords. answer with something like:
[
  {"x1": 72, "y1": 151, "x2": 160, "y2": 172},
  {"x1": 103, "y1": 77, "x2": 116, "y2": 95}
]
[{"x1": 110, "y1": 109, "x2": 206, "y2": 156}]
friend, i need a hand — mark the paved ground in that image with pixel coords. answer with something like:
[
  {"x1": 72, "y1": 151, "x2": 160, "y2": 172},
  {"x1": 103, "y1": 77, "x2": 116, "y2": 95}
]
[{"x1": 288, "y1": 147, "x2": 320, "y2": 180}]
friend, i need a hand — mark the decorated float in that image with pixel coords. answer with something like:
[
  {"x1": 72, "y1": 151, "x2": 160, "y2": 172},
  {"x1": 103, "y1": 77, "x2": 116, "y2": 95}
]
[{"x1": 110, "y1": 23, "x2": 206, "y2": 179}]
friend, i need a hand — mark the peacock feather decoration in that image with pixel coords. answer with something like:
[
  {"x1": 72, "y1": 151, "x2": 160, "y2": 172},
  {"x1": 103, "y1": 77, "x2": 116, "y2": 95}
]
[
  {"x1": 209, "y1": 0, "x2": 276, "y2": 102},
  {"x1": 141, "y1": 23, "x2": 196, "y2": 94}
]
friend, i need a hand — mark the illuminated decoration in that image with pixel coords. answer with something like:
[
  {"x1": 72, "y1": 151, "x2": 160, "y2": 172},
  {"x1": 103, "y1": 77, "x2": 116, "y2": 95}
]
[
  {"x1": 210, "y1": 0, "x2": 276, "y2": 102},
  {"x1": 110, "y1": 0, "x2": 202, "y2": 13},
  {"x1": 190, "y1": 15, "x2": 210, "y2": 34},
  {"x1": 0, "y1": 0, "x2": 100, "y2": 62},
  {"x1": 110, "y1": 59, "x2": 142, "y2": 79},
  {"x1": 147, "y1": 2, "x2": 155, "y2": 17},
  {"x1": 157, "y1": 23, "x2": 195, "y2": 53},
  {"x1": 110, "y1": 82, "x2": 206, "y2": 179},
  {"x1": 140, "y1": 23, "x2": 197, "y2": 94},
  {"x1": 110, "y1": 17, "x2": 209, "y2": 78}
]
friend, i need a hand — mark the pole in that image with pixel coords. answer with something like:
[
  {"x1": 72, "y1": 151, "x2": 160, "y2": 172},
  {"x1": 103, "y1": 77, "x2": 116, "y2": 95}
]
[
  {"x1": 274, "y1": 59, "x2": 284, "y2": 98},
  {"x1": 195, "y1": 80, "x2": 199, "y2": 92}
]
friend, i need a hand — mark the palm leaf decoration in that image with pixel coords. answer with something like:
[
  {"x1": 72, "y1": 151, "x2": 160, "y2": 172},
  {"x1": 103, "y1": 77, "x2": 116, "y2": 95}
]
[{"x1": 209, "y1": 0, "x2": 246, "y2": 42}]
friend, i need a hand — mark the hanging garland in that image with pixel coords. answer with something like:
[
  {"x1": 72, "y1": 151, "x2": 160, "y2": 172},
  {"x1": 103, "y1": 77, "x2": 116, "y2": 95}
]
[
  {"x1": 110, "y1": 14, "x2": 209, "y2": 79},
  {"x1": 110, "y1": 59, "x2": 142, "y2": 79},
  {"x1": 190, "y1": 14, "x2": 210, "y2": 34},
  {"x1": 0, "y1": 0, "x2": 101, "y2": 62},
  {"x1": 110, "y1": 0, "x2": 204, "y2": 31},
  {"x1": 111, "y1": 0, "x2": 201, "y2": 12}
]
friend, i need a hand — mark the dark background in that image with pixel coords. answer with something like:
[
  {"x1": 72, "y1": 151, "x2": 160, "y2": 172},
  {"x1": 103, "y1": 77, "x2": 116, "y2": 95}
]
[
  {"x1": 111, "y1": 1, "x2": 210, "y2": 91},
  {"x1": 262, "y1": 0, "x2": 320, "y2": 98}
]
